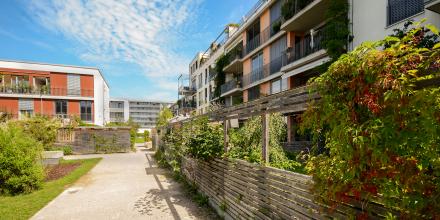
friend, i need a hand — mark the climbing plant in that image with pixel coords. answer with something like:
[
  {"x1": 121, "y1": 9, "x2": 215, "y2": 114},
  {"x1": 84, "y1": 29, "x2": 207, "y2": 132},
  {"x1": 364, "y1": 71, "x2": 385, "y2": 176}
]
[
  {"x1": 322, "y1": 0, "x2": 350, "y2": 61},
  {"x1": 213, "y1": 54, "x2": 229, "y2": 101},
  {"x1": 301, "y1": 24, "x2": 440, "y2": 218},
  {"x1": 228, "y1": 113, "x2": 303, "y2": 172}
]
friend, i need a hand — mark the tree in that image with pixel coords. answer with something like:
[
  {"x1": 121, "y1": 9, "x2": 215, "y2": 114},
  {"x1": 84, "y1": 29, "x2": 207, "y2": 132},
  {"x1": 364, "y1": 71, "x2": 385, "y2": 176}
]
[{"x1": 156, "y1": 107, "x2": 173, "y2": 128}]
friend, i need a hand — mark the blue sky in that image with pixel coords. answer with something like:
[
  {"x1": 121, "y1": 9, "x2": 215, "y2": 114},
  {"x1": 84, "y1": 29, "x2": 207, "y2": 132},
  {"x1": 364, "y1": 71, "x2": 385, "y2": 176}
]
[{"x1": 0, "y1": 0, "x2": 256, "y2": 102}]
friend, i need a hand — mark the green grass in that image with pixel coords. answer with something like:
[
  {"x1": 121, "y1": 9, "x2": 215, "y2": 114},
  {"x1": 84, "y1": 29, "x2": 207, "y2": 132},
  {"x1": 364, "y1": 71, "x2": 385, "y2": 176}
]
[
  {"x1": 0, "y1": 158, "x2": 102, "y2": 220},
  {"x1": 135, "y1": 136, "x2": 145, "y2": 143}
]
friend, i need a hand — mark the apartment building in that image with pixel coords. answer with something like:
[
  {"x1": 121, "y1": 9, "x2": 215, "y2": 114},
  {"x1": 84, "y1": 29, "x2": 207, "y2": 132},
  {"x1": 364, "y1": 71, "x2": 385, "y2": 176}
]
[
  {"x1": 215, "y1": 0, "x2": 440, "y2": 143},
  {"x1": 109, "y1": 98, "x2": 172, "y2": 131},
  {"x1": 0, "y1": 60, "x2": 110, "y2": 126}
]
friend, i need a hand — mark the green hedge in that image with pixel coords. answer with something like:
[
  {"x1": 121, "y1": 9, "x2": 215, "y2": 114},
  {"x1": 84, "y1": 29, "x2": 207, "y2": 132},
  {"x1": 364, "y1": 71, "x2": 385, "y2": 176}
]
[{"x1": 0, "y1": 123, "x2": 44, "y2": 195}]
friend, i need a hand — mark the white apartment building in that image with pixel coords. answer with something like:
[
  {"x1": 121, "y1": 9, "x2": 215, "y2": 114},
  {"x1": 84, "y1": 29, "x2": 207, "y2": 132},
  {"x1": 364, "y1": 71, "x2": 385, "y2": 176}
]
[{"x1": 109, "y1": 98, "x2": 172, "y2": 132}]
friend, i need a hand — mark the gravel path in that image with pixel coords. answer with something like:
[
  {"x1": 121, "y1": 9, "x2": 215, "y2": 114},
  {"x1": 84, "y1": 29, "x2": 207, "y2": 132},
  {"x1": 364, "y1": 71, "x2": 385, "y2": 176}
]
[{"x1": 32, "y1": 144, "x2": 217, "y2": 220}]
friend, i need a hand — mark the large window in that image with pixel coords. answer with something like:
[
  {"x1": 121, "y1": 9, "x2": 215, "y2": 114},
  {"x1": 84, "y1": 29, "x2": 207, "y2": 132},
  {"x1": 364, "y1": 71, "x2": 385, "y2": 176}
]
[
  {"x1": 80, "y1": 101, "x2": 92, "y2": 121},
  {"x1": 387, "y1": 0, "x2": 424, "y2": 26},
  {"x1": 55, "y1": 100, "x2": 67, "y2": 118}
]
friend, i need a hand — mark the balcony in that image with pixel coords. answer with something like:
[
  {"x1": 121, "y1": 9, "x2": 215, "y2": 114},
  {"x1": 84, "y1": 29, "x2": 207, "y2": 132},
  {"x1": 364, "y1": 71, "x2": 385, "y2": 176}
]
[
  {"x1": 0, "y1": 86, "x2": 94, "y2": 97},
  {"x1": 426, "y1": 0, "x2": 440, "y2": 13},
  {"x1": 178, "y1": 85, "x2": 196, "y2": 95},
  {"x1": 281, "y1": 0, "x2": 330, "y2": 32},
  {"x1": 223, "y1": 45, "x2": 244, "y2": 73},
  {"x1": 242, "y1": 54, "x2": 286, "y2": 88},
  {"x1": 220, "y1": 78, "x2": 242, "y2": 97},
  {"x1": 289, "y1": 28, "x2": 324, "y2": 63}
]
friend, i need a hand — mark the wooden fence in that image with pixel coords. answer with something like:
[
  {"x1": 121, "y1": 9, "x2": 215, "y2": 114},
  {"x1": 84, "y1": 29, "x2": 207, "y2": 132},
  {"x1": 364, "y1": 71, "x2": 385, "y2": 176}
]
[{"x1": 180, "y1": 156, "x2": 392, "y2": 220}]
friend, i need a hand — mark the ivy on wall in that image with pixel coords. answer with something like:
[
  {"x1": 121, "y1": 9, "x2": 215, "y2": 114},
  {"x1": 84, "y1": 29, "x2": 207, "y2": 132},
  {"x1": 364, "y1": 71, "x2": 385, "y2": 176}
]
[{"x1": 213, "y1": 54, "x2": 229, "y2": 101}]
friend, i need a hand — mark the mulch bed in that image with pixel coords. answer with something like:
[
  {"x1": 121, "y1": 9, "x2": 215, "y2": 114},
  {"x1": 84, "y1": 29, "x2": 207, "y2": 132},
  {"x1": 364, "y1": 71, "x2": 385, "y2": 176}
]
[{"x1": 45, "y1": 162, "x2": 81, "y2": 181}]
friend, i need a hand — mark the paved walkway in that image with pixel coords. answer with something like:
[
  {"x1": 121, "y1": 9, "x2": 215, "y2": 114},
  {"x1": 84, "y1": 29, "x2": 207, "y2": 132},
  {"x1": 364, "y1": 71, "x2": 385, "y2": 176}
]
[{"x1": 32, "y1": 144, "x2": 217, "y2": 220}]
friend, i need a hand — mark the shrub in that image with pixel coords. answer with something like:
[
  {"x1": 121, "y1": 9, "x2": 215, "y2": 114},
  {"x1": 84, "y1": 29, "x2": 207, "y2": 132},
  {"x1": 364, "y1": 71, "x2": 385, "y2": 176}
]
[
  {"x1": 144, "y1": 130, "x2": 150, "y2": 142},
  {"x1": 228, "y1": 113, "x2": 303, "y2": 172},
  {"x1": 301, "y1": 24, "x2": 440, "y2": 217},
  {"x1": 186, "y1": 117, "x2": 223, "y2": 160},
  {"x1": 13, "y1": 115, "x2": 60, "y2": 150},
  {"x1": 0, "y1": 123, "x2": 44, "y2": 195}
]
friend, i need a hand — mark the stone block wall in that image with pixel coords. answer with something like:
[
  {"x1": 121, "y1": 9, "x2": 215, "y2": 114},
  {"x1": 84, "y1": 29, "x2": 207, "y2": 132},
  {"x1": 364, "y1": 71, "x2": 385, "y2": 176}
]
[{"x1": 56, "y1": 127, "x2": 131, "y2": 154}]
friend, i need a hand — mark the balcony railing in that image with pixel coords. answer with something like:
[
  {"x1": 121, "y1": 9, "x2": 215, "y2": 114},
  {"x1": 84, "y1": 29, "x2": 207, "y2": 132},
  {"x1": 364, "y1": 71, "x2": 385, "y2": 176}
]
[
  {"x1": 243, "y1": 64, "x2": 269, "y2": 87},
  {"x1": 281, "y1": 0, "x2": 315, "y2": 22},
  {"x1": 242, "y1": 54, "x2": 286, "y2": 87},
  {"x1": 243, "y1": 17, "x2": 284, "y2": 57},
  {"x1": 284, "y1": 27, "x2": 325, "y2": 65},
  {"x1": 0, "y1": 86, "x2": 94, "y2": 97},
  {"x1": 220, "y1": 78, "x2": 242, "y2": 95}
]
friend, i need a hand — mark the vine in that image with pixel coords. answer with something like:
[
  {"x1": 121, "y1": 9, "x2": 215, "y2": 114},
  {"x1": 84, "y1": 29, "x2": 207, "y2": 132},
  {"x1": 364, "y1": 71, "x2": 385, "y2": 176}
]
[
  {"x1": 301, "y1": 24, "x2": 440, "y2": 218},
  {"x1": 213, "y1": 54, "x2": 229, "y2": 101}
]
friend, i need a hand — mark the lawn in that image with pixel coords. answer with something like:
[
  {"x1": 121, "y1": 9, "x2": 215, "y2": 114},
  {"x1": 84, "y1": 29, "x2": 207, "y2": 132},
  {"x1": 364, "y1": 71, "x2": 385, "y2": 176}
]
[
  {"x1": 0, "y1": 158, "x2": 102, "y2": 220},
  {"x1": 135, "y1": 136, "x2": 145, "y2": 143}
]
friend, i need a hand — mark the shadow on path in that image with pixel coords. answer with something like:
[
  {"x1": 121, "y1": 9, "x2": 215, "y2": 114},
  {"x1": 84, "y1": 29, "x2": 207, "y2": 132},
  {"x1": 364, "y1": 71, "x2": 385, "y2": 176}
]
[{"x1": 134, "y1": 147, "x2": 217, "y2": 220}]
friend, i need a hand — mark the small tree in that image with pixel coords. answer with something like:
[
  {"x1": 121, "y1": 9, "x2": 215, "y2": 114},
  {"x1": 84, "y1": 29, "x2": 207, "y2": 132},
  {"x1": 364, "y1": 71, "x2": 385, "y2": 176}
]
[
  {"x1": 144, "y1": 130, "x2": 150, "y2": 142},
  {"x1": 156, "y1": 107, "x2": 173, "y2": 128}
]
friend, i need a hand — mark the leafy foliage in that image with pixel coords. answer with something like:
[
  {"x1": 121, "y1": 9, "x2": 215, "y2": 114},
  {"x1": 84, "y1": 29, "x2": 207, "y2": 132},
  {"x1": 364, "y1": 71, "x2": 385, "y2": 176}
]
[
  {"x1": 13, "y1": 115, "x2": 61, "y2": 150},
  {"x1": 301, "y1": 24, "x2": 440, "y2": 218},
  {"x1": 228, "y1": 114, "x2": 303, "y2": 172},
  {"x1": 0, "y1": 123, "x2": 44, "y2": 195},
  {"x1": 156, "y1": 107, "x2": 173, "y2": 128},
  {"x1": 322, "y1": 0, "x2": 350, "y2": 61},
  {"x1": 143, "y1": 130, "x2": 150, "y2": 142},
  {"x1": 214, "y1": 54, "x2": 229, "y2": 100},
  {"x1": 186, "y1": 117, "x2": 223, "y2": 160}
]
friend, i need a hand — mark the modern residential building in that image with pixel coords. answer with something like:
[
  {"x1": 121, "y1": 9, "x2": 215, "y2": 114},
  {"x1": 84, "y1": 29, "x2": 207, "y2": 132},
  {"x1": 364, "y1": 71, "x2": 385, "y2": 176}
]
[
  {"x1": 109, "y1": 98, "x2": 172, "y2": 132},
  {"x1": 194, "y1": 0, "x2": 440, "y2": 145},
  {"x1": 0, "y1": 60, "x2": 110, "y2": 126}
]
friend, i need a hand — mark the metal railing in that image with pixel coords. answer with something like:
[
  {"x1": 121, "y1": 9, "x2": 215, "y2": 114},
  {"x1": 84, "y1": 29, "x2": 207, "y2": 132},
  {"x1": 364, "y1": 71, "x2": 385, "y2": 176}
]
[
  {"x1": 220, "y1": 77, "x2": 242, "y2": 95},
  {"x1": 0, "y1": 86, "x2": 94, "y2": 97},
  {"x1": 284, "y1": 27, "x2": 325, "y2": 65},
  {"x1": 242, "y1": 54, "x2": 286, "y2": 87},
  {"x1": 243, "y1": 17, "x2": 284, "y2": 57}
]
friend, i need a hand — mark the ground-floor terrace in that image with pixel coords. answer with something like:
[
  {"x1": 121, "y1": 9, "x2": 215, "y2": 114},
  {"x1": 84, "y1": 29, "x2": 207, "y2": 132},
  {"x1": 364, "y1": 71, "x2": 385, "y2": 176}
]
[{"x1": 0, "y1": 97, "x2": 94, "y2": 123}]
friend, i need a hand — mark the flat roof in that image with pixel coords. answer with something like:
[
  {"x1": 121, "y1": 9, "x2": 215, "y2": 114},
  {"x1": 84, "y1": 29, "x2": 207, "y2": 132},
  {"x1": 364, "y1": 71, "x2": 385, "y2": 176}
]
[{"x1": 0, "y1": 59, "x2": 110, "y2": 88}]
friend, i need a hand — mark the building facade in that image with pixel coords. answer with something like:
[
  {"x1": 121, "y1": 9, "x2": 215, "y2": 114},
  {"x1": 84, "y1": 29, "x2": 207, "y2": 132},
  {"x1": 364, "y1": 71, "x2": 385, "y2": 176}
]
[
  {"x1": 109, "y1": 98, "x2": 172, "y2": 131},
  {"x1": 0, "y1": 60, "x2": 110, "y2": 126},
  {"x1": 195, "y1": 0, "x2": 440, "y2": 144}
]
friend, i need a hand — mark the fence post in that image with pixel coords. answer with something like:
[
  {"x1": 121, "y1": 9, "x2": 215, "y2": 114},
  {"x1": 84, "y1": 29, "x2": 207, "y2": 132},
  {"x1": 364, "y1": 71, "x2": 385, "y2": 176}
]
[
  {"x1": 262, "y1": 113, "x2": 269, "y2": 164},
  {"x1": 223, "y1": 119, "x2": 229, "y2": 152}
]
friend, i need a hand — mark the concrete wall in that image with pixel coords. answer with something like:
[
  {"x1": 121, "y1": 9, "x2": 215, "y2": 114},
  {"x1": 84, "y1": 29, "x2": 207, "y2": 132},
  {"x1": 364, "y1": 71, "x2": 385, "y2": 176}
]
[{"x1": 350, "y1": 0, "x2": 440, "y2": 50}]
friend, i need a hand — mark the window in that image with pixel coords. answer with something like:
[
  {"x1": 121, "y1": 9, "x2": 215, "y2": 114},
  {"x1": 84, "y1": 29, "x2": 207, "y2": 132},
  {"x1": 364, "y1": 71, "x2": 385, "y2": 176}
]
[
  {"x1": 250, "y1": 53, "x2": 264, "y2": 83},
  {"x1": 205, "y1": 69, "x2": 208, "y2": 84},
  {"x1": 80, "y1": 101, "x2": 92, "y2": 121},
  {"x1": 248, "y1": 85, "x2": 260, "y2": 101},
  {"x1": 55, "y1": 100, "x2": 67, "y2": 118},
  {"x1": 387, "y1": 0, "x2": 424, "y2": 26},
  {"x1": 19, "y1": 110, "x2": 33, "y2": 119},
  {"x1": 270, "y1": 79, "x2": 281, "y2": 94}
]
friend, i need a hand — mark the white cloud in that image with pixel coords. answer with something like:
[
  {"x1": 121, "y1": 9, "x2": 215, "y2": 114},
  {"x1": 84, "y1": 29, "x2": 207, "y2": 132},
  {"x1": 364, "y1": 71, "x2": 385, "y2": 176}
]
[{"x1": 27, "y1": 0, "x2": 201, "y2": 100}]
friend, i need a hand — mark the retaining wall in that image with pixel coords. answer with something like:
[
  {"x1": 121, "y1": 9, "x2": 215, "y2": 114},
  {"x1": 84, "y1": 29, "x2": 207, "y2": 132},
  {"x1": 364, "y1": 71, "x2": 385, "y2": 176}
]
[{"x1": 56, "y1": 127, "x2": 131, "y2": 154}]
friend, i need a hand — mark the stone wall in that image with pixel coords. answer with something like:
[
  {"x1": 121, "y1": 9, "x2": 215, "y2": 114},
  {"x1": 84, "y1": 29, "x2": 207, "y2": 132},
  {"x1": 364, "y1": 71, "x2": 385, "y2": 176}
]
[{"x1": 56, "y1": 127, "x2": 131, "y2": 154}]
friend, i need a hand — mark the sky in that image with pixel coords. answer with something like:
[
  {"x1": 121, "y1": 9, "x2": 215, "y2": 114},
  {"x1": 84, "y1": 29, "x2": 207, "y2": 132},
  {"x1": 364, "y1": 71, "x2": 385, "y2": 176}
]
[{"x1": 0, "y1": 0, "x2": 256, "y2": 102}]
